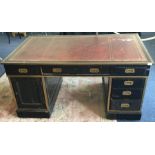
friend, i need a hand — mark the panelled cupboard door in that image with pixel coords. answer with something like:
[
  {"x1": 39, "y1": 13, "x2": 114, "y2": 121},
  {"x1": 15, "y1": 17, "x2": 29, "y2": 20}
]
[{"x1": 10, "y1": 77, "x2": 46, "y2": 109}]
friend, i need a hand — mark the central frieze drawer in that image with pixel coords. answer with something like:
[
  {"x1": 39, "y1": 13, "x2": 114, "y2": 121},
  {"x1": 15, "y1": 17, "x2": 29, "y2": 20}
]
[
  {"x1": 42, "y1": 65, "x2": 110, "y2": 75},
  {"x1": 112, "y1": 78, "x2": 146, "y2": 89},
  {"x1": 111, "y1": 88, "x2": 143, "y2": 99}
]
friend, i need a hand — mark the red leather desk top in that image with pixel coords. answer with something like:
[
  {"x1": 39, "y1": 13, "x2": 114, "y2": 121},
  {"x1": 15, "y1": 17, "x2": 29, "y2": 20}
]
[{"x1": 3, "y1": 34, "x2": 153, "y2": 65}]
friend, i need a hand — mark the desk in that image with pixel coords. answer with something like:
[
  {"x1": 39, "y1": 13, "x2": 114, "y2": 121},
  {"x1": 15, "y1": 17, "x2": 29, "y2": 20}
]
[{"x1": 2, "y1": 34, "x2": 153, "y2": 120}]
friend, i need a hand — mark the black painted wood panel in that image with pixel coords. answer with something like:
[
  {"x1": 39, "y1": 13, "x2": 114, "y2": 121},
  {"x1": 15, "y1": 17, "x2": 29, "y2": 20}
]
[{"x1": 10, "y1": 77, "x2": 46, "y2": 109}]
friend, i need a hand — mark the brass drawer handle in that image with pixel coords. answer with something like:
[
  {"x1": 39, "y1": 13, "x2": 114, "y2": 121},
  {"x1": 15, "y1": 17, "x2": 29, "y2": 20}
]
[
  {"x1": 18, "y1": 68, "x2": 28, "y2": 73},
  {"x1": 90, "y1": 68, "x2": 100, "y2": 73},
  {"x1": 122, "y1": 91, "x2": 132, "y2": 96},
  {"x1": 52, "y1": 68, "x2": 62, "y2": 73},
  {"x1": 125, "y1": 68, "x2": 135, "y2": 73},
  {"x1": 124, "y1": 80, "x2": 134, "y2": 86},
  {"x1": 121, "y1": 103, "x2": 130, "y2": 108}
]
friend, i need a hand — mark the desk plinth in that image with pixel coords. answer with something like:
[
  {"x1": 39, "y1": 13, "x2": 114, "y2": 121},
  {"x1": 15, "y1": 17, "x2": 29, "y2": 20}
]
[{"x1": 2, "y1": 34, "x2": 153, "y2": 120}]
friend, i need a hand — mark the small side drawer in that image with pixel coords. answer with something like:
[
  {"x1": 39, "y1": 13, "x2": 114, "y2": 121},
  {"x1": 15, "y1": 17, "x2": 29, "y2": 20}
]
[
  {"x1": 4, "y1": 65, "x2": 41, "y2": 75},
  {"x1": 111, "y1": 65, "x2": 150, "y2": 76},
  {"x1": 109, "y1": 99, "x2": 141, "y2": 111},
  {"x1": 112, "y1": 78, "x2": 146, "y2": 89},
  {"x1": 111, "y1": 88, "x2": 143, "y2": 99}
]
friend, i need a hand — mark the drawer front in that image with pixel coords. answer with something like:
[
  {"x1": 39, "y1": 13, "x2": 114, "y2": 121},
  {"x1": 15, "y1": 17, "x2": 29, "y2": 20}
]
[
  {"x1": 42, "y1": 65, "x2": 110, "y2": 75},
  {"x1": 111, "y1": 88, "x2": 143, "y2": 99},
  {"x1": 111, "y1": 65, "x2": 150, "y2": 76},
  {"x1": 112, "y1": 78, "x2": 146, "y2": 89},
  {"x1": 4, "y1": 65, "x2": 41, "y2": 75},
  {"x1": 109, "y1": 99, "x2": 141, "y2": 111}
]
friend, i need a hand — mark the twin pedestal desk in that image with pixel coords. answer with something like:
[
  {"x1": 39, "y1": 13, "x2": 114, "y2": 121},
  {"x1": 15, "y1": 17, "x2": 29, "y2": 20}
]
[{"x1": 2, "y1": 34, "x2": 153, "y2": 120}]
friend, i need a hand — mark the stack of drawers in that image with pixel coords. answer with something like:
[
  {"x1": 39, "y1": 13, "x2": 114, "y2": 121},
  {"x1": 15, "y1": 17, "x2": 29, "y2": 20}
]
[
  {"x1": 107, "y1": 65, "x2": 149, "y2": 117},
  {"x1": 108, "y1": 77, "x2": 146, "y2": 113}
]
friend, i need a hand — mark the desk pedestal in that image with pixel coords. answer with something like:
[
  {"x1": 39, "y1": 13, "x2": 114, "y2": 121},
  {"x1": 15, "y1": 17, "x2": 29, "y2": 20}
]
[{"x1": 9, "y1": 77, "x2": 62, "y2": 118}]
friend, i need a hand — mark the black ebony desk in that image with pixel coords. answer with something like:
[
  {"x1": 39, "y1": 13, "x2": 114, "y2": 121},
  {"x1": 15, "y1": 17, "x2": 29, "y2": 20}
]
[{"x1": 2, "y1": 34, "x2": 153, "y2": 120}]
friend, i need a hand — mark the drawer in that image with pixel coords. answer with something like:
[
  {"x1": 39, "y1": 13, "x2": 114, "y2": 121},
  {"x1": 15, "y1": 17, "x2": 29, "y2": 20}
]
[
  {"x1": 109, "y1": 99, "x2": 141, "y2": 111},
  {"x1": 42, "y1": 65, "x2": 77, "y2": 75},
  {"x1": 42, "y1": 65, "x2": 110, "y2": 75},
  {"x1": 111, "y1": 65, "x2": 150, "y2": 76},
  {"x1": 4, "y1": 65, "x2": 41, "y2": 75},
  {"x1": 112, "y1": 78, "x2": 146, "y2": 89},
  {"x1": 111, "y1": 88, "x2": 143, "y2": 99}
]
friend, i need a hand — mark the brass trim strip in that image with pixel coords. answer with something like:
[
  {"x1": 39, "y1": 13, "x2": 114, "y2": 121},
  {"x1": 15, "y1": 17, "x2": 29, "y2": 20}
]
[
  {"x1": 8, "y1": 75, "x2": 43, "y2": 78},
  {"x1": 107, "y1": 77, "x2": 112, "y2": 112},
  {"x1": 8, "y1": 77, "x2": 19, "y2": 109},
  {"x1": 109, "y1": 76, "x2": 148, "y2": 78},
  {"x1": 17, "y1": 108, "x2": 49, "y2": 112},
  {"x1": 2, "y1": 61, "x2": 152, "y2": 65},
  {"x1": 107, "y1": 110, "x2": 141, "y2": 114},
  {"x1": 7, "y1": 75, "x2": 149, "y2": 78},
  {"x1": 139, "y1": 77, "x2": 148, "y2": 112},
  {"x1": 41, "y1": 77, "x2": 49, "y2": 110}
]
